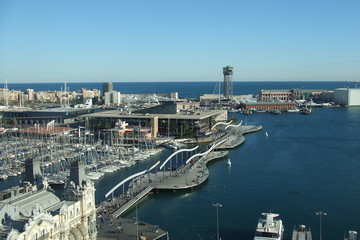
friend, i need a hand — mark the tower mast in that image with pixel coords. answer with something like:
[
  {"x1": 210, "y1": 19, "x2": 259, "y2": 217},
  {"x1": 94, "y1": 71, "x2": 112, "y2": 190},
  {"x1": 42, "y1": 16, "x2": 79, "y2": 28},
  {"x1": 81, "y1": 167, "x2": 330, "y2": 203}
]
[{"x1": 223, "y1": 66, "x2": 234, "y2": 100}]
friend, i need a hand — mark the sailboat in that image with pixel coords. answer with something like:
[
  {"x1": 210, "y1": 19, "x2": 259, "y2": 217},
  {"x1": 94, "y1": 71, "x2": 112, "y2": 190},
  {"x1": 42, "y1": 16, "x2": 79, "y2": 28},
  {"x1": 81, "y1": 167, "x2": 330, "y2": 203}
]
[{"x1": 227, "y1": 158, "x2": 231, "y2": 165}]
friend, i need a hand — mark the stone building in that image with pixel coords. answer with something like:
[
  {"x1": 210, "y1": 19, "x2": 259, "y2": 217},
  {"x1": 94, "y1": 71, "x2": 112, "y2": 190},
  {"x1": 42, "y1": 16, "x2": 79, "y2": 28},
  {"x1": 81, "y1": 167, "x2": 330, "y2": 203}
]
[{"x1": 0, "y1": 157, "x2": 97, "y2": 240}]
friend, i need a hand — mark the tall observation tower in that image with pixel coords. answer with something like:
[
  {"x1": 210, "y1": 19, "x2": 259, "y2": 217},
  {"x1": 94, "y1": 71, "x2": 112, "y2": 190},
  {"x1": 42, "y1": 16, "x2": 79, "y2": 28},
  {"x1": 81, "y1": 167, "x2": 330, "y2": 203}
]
[{"x1": 223, "y1": 66, "x2": 234, "y2": 99}]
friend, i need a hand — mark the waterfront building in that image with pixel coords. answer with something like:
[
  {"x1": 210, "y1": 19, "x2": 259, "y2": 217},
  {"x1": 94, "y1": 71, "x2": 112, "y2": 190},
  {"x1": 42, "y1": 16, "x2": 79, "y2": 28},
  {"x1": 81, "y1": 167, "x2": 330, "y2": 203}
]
[
  {"x1": 258, "y1": 89, "x2": 330, "y2": 102},
  {"x1": 0, "y1": 89, "x2": 21, "y2": 105},
  {"x1": 26, "y1": 89, "x2": 35, "y2": 101},
  {"x1": 0, "y1": 107, "x2": 95, "y2": 126},
  {"x1": 0, "y1": 157, "x2": 97, "y2": 240},
  {"x1": 104, "y1": 92, "x2": 111, "y2": 105},
  {"x1": 170, "y1": 92, "x2": 179, "y2": 100},
  {"x1": 199, "y1": 94, "x2": 255, "y2": 106},
  {"x1": 259, "y1": 89, "x2": 291, "y2": 102},
  {"x1": 85, "y1": 107, "x2": 227, "y2": 138},
  {"x1": 176, "y1": 101, "x2": 200, "y2": 111},
  {"x1": 333, "y1": 88, "x2": 360, "y2": 106},
  {"x1": 111, "y1": 91, "x2": 121, "y2": 105},
  {"x1": 81, "y1": 88, "x2": 101, "y2": 102},
  {"x1": 102, "y1": 82, "x2": 113, "y2": 96},
  {"x1": 240, "y1": 102, "x2": 297, "y2": 111},
  {"x1": 120, "y1": 93, "x2": 178, "y2": 104},
  {"x1": 104, "y1": 91, "x2": 121, "y2": 105}
]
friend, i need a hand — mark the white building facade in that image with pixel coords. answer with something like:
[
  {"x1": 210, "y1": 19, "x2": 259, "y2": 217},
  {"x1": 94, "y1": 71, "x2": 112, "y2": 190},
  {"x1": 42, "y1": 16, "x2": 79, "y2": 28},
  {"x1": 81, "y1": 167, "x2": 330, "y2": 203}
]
[
  {"x1": 0, "y1": 158, "x2": 97, "y2": 240},
  {"x1": 333, "y1": 88, "x2": 360, "y2": 106}
]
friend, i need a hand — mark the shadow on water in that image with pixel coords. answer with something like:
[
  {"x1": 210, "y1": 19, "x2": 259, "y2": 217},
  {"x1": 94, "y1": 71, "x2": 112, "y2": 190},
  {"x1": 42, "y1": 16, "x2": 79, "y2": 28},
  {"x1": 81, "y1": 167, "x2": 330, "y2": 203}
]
[{"x1": 221, "y1": 228, "x2": 254, "y2": 240}]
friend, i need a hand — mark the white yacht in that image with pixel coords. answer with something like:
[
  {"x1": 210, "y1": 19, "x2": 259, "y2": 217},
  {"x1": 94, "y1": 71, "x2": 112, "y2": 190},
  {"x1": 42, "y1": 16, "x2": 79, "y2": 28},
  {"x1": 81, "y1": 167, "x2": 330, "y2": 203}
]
[
  {"x1": 344, "y1": 230, "x2": 358, "y2": 240},
  {"x1": 254, "y1": 212, "x2": 284, "y2": 240},
  {"x1": 292, "y1": 225, "x2": 312, "y2": 240}
]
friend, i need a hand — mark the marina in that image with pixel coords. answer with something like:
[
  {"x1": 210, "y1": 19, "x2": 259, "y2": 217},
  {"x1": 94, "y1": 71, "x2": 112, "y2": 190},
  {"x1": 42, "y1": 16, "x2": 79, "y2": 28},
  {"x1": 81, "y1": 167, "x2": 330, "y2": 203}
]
[{"x1": 0, "y1": 124, "x2": 165, "y2": 185}]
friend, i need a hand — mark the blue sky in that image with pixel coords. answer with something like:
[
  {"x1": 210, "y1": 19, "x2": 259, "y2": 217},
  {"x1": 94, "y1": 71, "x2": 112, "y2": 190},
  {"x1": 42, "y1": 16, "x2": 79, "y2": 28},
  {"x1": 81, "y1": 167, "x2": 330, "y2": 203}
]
[{"x1": 0, "y1": 0, "x2": 359, "y2": 83}]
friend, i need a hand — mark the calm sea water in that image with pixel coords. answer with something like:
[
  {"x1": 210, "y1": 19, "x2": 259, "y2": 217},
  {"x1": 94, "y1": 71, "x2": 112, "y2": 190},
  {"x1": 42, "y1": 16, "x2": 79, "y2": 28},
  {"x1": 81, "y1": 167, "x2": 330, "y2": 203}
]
[
  {"x1": 119, "y1": 107, "x2": 360, "y2": 240},
  {"x1": 2, "y1": 82, "x2": 360, "y2": 240}
]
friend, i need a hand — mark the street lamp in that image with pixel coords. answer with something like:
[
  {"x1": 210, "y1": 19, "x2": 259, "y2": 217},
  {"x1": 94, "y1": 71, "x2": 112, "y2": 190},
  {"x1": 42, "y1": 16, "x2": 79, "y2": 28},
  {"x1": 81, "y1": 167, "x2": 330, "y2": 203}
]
[
  {"x1": 212, "y1": 203, "x2": 222, "y2": 240},
  {"x1": 315, "y1": 211, "x2": 327, "y2": 240},
  {"x1": 135, "y1": 198, "x2": 139, "y2": 240}
]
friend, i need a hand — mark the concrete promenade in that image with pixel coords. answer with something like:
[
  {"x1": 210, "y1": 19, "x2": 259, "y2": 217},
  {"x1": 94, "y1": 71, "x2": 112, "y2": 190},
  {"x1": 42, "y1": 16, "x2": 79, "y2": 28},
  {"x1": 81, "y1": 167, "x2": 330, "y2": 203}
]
[
  {"x1": 96, "y1": 215, "x2": 167, "y2": 240},
  {"x1": 215, "y1": 125, "x2": 262, "y2": 149},
  {"x1": 96, "y1": 150, "x2": 228, "y2": 240}
]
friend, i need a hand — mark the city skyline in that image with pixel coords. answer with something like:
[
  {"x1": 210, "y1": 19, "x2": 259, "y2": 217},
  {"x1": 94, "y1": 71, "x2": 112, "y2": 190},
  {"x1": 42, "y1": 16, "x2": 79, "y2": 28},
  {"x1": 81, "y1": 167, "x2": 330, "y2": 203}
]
[{"x1": 0, "y1": 0, "x2": 359, "y2": 83}]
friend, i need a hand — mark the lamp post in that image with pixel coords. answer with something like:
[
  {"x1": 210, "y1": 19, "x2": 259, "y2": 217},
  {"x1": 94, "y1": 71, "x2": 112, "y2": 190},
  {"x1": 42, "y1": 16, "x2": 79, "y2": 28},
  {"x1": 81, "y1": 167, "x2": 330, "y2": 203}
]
[
  {"x1": 315, "y1": 211, "x2": 327, "y2": 240},
  {"x1": 135, "y1": 198, "x2": 139, "y2": 240},
  {"x1": 212, "y1": 203, "x2": 222, "y2": 240}
]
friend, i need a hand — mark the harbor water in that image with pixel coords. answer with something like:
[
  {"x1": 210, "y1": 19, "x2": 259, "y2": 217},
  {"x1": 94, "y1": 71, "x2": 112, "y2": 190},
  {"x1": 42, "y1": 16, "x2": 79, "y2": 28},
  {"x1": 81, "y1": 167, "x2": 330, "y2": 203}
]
[
  {"x1": 1, "y1": 81, "x2": 360, "y2": 239},
  {"x1": 113, "y1": 106, "x2": 360, "y2": 240}
]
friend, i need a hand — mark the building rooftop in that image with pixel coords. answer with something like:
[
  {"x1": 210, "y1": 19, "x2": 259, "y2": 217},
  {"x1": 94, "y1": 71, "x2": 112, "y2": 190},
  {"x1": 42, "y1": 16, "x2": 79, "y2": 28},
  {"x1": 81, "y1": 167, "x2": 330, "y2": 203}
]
[
  {"x1": 243, "y1": 102, "x2": 296, "y2": 105},
  {"x1": 85, "y1": 109, "x2": 226, "y2": 120}
]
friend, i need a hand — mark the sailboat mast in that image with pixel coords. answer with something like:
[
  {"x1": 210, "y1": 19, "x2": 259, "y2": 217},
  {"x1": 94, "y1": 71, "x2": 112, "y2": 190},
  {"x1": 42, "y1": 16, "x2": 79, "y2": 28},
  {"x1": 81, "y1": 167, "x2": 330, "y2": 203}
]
[
  {"x1": 5, "y1": 78, "x2": 8, "y2": 106},
  {"x1": 218, "y1": 74, "x2": 221, "y2": 103},
  {"x1": 64, "y1": 80, "x2": 67, "y2": 107}
]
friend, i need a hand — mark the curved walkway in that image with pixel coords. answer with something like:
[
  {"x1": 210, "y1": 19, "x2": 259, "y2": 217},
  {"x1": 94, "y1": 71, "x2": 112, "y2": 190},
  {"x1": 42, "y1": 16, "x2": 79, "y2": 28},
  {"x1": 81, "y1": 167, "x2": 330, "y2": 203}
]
[{"x1": 96, "y1": 123, "x2": 262, "y2": 239}]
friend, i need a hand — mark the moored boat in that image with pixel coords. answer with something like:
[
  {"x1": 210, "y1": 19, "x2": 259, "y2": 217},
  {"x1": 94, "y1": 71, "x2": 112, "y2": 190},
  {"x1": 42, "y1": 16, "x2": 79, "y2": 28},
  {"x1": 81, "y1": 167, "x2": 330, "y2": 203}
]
[
  {"x1": 0, "y1": 174, "x2": 8, "y2": 180},
  {"x1": 287, "y1": 108, "x2": 300, "y2": 113},
  {"x1": 254, "y1": 212, "x2": 284, "y2": 240},
  {"x1": 299, "y1": 105, "x2": 312, "y2": 114},
  {"x1": 344, "y1": 230, "x2": 357, "y2": 240},
  {"x1": 292, "y1": 225, "x2": 312, "y2": 240}
]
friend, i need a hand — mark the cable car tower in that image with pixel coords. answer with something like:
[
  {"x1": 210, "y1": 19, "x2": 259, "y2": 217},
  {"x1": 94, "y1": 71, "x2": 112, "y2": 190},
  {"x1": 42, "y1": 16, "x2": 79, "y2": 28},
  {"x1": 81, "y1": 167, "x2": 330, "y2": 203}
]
[{"x1": 223, "y1": 66, "x2": 233, "y2": 99}]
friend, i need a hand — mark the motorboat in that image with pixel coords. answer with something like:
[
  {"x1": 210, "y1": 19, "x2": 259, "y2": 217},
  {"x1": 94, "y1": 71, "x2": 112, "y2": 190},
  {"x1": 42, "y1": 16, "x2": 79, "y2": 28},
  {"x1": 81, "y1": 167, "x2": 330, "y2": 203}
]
[
  {"x1": 287, "y1": 108, "x2": 300, "y2": 113},
  {"x1": 0, "y1": 174, "x2": 8, "y2": 180},
  {"x1": 254, "y1": 212, "x2": 284, "y2": 240},
  {"x1": 227, "y1": 158, "x2": 231, "y2": 165},
  {"x1": 292, "y1": 225, "x2": 312, "y2": 240},
  {"x1": 344, "y1": 230, "x2": 358, "y2": 240}
]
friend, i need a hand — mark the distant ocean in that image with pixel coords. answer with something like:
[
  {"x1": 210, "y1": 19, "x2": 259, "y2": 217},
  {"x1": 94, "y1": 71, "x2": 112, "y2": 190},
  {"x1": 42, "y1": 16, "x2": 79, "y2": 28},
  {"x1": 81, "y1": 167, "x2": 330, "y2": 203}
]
[
  {"x1": 5, "y1": 81, "x2": 355, "y2": 99},
  {"x1": 2, "y1": 81, "x2": 360, "y2": 240}
]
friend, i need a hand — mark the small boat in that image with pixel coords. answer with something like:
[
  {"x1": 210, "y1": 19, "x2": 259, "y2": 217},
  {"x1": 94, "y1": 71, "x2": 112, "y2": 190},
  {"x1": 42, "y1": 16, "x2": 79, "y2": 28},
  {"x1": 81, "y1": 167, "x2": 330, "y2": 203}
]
[
  {"x1": 292, "y1": 225, "x2": 312, "y2": 240},
  {"x1": 272, "y1": 109, "x2": 281, "y2": 115},
  {"x1": 287, "y1": 108, "x2": 300, "y2": 113},
  {"x1": 0, "y1": 174, "x2": 8, "y2": 180},
  {"x1": 344, "y1": 230, "x2": 358, "y2": 240},
  {"x1": 300, "y1": 105, "x2": 312, "y2": 114},
  {"x1": 254, "y1": 212, "x2": 284, "y2": 240},
  {"x1": 164, "y1": 142, "x2": 178, "y2": 150},
  {"x1": 227, "y1": 159, "x2": 231, "y2": 165},
  {"x1": 242, "y1": 109, "x2": 252, "y2": 115},
  {"x1": 265, "y1": 132, "x2": 269, "y2": 137}
]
